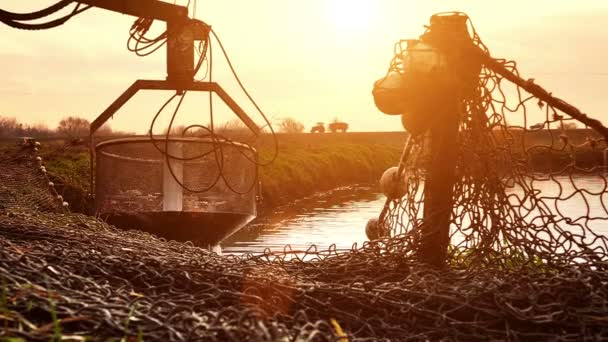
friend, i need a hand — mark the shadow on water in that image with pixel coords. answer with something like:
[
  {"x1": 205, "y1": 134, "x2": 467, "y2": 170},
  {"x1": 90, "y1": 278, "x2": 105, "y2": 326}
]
[{"x1": 222, "y1": 185, "x2": 384, "y2": 254}]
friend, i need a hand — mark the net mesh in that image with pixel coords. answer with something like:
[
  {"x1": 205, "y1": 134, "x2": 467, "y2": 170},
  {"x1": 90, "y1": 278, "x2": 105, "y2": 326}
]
[
  {"x1": 94, "y1": 137, "x2": 258, "y2": 246},
  {"x1": 380, "y1": 19, "x2": 608, "y2": 269},
  {"x1": 1, "y1": 15, "x2": 608, "y2": 341},
  {"x1": 0, "y1": 143, "x2": 66, "y2": 214},
  {"x1": 95, "y1": 137, "x2": 257, "y2": 216},
  {"x1": 1, "y1": 152, "x2": 607, "y2": 340}
]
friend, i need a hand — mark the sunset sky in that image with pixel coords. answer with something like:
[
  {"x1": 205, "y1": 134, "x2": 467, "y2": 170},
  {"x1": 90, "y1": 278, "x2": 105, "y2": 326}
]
[{"x1": 1, "y1": 0, "x2": 607, "y2": 132}]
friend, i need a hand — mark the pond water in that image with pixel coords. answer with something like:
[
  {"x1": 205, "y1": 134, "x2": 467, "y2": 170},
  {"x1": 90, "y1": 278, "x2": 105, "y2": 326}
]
[{"x1": 222, "y1": 176, "x2": 608, "y2": 254}]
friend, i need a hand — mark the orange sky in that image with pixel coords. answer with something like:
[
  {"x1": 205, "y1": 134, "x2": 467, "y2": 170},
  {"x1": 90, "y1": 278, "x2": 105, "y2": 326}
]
[{"x1": 1, "y1": 0, "x2": 608, "y2": 132}]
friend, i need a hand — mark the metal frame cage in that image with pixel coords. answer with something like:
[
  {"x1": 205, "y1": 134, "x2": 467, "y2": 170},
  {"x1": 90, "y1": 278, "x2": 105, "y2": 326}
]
[{"x1": 94, "y1": 136, "x2": 258, "y2": 245}]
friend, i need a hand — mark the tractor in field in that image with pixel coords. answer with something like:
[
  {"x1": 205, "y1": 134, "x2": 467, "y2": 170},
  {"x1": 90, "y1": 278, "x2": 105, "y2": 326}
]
[
  {"x1": 329, "y1": 121, "x2": 348, "y2": 132},
  {"x1": 310, "y1": 122, "x2": 325, "y2": 133}
]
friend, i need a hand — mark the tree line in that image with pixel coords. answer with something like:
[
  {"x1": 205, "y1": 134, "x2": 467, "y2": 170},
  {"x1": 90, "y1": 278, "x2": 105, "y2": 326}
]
[
  {"x1": 0, "y1": 114, "x2": 347, "y2": 140},
  {"x1": 0, "y1": 115, "x2": 128, "y2": 140}
]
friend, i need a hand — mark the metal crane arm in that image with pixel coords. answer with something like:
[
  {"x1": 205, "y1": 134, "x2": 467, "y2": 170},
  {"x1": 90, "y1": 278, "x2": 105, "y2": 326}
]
[{"x1": 76, "y1": 0, "x2": 188, "y2": 22}]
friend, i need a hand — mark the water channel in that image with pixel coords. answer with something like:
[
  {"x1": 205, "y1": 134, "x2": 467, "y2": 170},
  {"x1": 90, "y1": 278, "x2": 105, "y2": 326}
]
[
  {"x1": 222, "y1": 185, "x2": 383, "y2": 254},
  {"x1": 222, "y1": 176, "x2": 608, "y2": 254}
]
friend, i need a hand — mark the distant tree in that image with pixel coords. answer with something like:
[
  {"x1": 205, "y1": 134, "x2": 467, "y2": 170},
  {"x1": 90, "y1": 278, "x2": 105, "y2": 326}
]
[
  {"x1": 0, "y1": 116, "x2": 20, "y2": 137},
  {"x1": 563, "y1": 122, "x2": 578, "y2": 130},
  {"x1": 25, "y1": 122, "x2": 53, "y2": 137},
  {"x1": 0, "y1": 116, "x2": 60, "y2": 138},
  {"x1": 57, "y1": 116, "x2": 90, "y2": 140},
  {"x1": 279, "y1": 117, "x2": 305, "y2": 133},
  {"x1": 218, "y1": 118, "x2": 250, "y2": 133},
  {"x1": 92, "y1": 123, "x2": 113, "y2": 137},
  {"x1": 216, "y1": 118, "x2": 257, "y2": 141}
]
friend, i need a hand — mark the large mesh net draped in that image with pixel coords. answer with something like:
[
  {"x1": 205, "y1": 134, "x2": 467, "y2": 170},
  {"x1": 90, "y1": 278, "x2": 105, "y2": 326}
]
[
  {"x1": 379, "y1": 14, "x2": 608, "y2": 268},
  {"x1": 1, "y1": 14, "x2": 608, "y2": 342},
  {"x1": 0, "y1": 144, "x2": 68, "y2": 214},
  {"x1": 1, "y1": 147, "x2": 608, "y2": 341}
]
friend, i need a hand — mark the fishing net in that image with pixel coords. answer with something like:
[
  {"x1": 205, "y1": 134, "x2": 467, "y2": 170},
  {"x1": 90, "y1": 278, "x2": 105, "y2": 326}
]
[
  {"x1": 0, "y1": 143, "x2": 68, "y2": 214},
  {"x1": 379, "y1": 14, "x2": 608, "y2": 270},
  {"x1": 1, "y1": 141, "x2": 608, "y2": 340},
  {"x1": 1, "y1": 13, "x2": 608, "y2": 341}
]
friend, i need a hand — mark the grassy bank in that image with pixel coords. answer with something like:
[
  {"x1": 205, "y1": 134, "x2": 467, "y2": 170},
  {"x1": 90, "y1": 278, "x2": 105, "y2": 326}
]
[
  {"x1": 259, "y1": 141, "x2": 402, "y2": 206},
  {"x1": 9, "y1": 128, "x2": 605, "y2": 212},
  {"x1": 16, "y1": 133, "x2": 404, "y2": 212}
]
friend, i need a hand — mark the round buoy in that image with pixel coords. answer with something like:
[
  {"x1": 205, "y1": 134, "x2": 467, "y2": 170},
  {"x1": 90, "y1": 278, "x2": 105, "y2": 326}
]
[
  {"x1": 365, "y1": 218, "x2": 390, "y2": 241},
  {"x1": 372, "y1": 71, "x2": 407, "y2": 115},
  {"x1": 379, "y1": 167, "x2": 407, "y2": 199}
]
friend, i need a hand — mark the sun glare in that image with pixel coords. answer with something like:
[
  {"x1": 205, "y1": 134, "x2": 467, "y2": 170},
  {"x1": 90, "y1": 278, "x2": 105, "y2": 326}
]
[{"x1": 327, "y1": 0, "x2": 377, "y2": 34}]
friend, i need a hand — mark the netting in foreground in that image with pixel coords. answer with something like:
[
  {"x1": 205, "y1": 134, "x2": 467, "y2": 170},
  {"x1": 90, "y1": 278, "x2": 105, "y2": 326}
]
[
  {"x1": 1, "y1": 147, "x2": 607, "y2": 340},
  {"x1": 1, "y1": 12, "x2": 608, "y2": 341}
]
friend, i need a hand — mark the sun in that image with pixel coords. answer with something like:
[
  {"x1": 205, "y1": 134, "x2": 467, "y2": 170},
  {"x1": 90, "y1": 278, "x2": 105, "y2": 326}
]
[{"x1": 327, "y1": 0, "x2": 377, "y2": 34}]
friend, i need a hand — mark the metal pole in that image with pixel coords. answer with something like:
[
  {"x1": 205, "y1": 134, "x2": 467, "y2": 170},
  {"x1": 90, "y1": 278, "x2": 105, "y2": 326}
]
[
  {"x1": 416, "y1": 13, "x2": 478, "y2": 267},
  {"x1": 479, "y1": 51, "x2": 608, "y2": 141},
  {"x1": 418, "y1": 97, "x2": 460, "y2": 267}
]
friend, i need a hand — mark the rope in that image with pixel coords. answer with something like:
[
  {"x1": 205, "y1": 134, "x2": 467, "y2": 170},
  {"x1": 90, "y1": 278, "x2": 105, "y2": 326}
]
[
  {"x1": 0, "y1": 2, "x2": 90, "y2": 31},
  {"x1": 0, "y1": 0, "x2": 73, "y2": 21}
]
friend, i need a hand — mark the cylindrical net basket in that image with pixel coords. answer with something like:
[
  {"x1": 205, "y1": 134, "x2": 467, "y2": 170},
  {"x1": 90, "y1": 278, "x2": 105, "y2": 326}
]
[{"x1": 95, "y1": 136, "x2": 257, "y2": 246}]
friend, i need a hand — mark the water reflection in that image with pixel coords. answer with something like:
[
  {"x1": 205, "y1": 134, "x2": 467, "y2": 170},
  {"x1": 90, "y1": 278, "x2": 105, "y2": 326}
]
[
  {"x1": 223, "y1": 176, "x2": 608, "y2": 254},
  {"x1": 222, "y1": 185, "x2": 384, "y2": 254}
]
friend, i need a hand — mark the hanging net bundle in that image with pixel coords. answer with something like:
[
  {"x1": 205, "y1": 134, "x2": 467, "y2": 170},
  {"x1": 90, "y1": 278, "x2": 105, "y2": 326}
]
[{"x1": 376, "y1": 13, "x2": 608, "y2": 269}]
